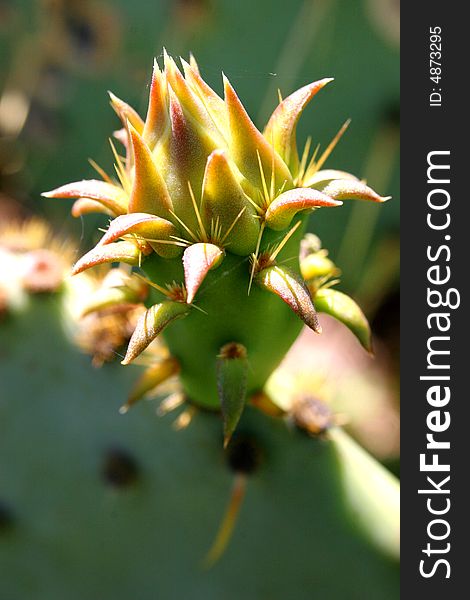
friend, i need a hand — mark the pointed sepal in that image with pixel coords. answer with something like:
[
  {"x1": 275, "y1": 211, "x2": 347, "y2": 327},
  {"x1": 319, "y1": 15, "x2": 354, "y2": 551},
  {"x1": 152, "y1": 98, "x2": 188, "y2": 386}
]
[
  {"x1": 122, "y1": 301, "x2": 190, "y2": 364},
  {"x1": 223, "y1": 75, "x2": 292, "y2": 194},
  {"x1": 164, "y1": 53, "x2": 222, "y2": 143},
  {"x1": 121, "y1": 357, "x2": 180, "y2": 413},
  {"x1": 265, "y1": 187, "x2": 342, "y2": 231},
  {"x1": 99, "y1": 213, "x2": 180, "y2": 258},
  {"x1": 183, "y1": 242, "x2": 224, "y2": 304},
  {"x1": 264, "y1": 78, "x2": 333, "y2": 175},
  {"x1": 202, "y1": 150, "x2": 260, "y2": 254},
  {"x1": 319, "y1": 179, "x2": 390, "y2": 203},
  {"x1": 256, "y1": 265, "x2": 321, "y2": 333},
  {"x1": 71, "y1": 198, "x2": 115, "y2": 218},
  {"x1": 189, "y1": 52, "x2": 200, "y2": 74},
  {"x1": 216, "y1": 342, "x2": 249, "y2": 448},
  {"x1": 72, "y1": 241, "x2": 142, "y2": 275},
  {"x1": 143, "y1": 59, "x2": 169, "y2": 149},
  {"x1": 313, "y1": 288, "x2": 372, "y2": 352},
  {"x1": 304, "y1": 169, "x2": 358, "y2": 189},
  {"x1": 128, "y1": 125, "x2": 173, "y2": 218},
  {"x1": 155, "y1": 87, "x2": 219, "y2": 230},
  {"x1": 109, "y1": 91, "x2": 144, "y2": 134},
  {"x1": 181, "y1": 59, "x2": 229, "y2": 139},
  {"x1": 42, "y1": 180, "x2": 128, "y2": 216}
]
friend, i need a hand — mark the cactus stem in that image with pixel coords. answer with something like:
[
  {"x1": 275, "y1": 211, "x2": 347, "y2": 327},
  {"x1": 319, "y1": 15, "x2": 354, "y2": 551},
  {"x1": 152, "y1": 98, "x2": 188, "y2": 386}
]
[{"x1": 203, "y1": 473, "x2": 247, "y2": 568}]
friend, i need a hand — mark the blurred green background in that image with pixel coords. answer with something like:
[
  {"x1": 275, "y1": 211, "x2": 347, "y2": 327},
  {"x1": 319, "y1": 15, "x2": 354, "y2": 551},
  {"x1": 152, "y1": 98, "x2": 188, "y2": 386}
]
[{"x1": 0, "y1": 0, "x2": 399, "y2": 295}]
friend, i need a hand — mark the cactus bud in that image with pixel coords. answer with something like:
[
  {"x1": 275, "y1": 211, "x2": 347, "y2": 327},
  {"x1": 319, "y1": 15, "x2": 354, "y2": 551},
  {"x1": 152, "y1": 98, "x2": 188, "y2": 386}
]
[{"x1": 45, "y1": 51, "x2": 387, "y2": 439}]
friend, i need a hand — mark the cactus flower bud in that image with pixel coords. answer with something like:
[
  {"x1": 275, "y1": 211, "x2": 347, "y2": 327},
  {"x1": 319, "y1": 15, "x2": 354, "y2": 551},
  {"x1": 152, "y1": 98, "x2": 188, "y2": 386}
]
[{"x1": 44, "y1": 51, "x2": 387, "y2": 439}]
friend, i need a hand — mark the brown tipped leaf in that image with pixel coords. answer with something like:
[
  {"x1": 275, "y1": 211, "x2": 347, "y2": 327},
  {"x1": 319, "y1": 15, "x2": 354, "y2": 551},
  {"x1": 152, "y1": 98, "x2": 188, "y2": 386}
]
[
  {"x1": 122, "y1": 301, "x2": 190, "y2": 364},
  {"x1": 216, "y1": 343, "x2": 249, "y2": 448},
  {"x1": 314, "y1": 288, "x2": 372, "y2": 352},
  {"x1": 265, "y1": 187, "x2": 342, "y2": 231},
  {"x1": 122, "y1": 357, "x2": 180, "y2": 412},
  {"x1": 42, "y1": 180, "x2": 128, "y2": 216},
  {"x1": 320, "y1": 179, "x2": 390, "y2": 203},
  {"x1": 256, "y1": 264, "x2": 321, "y2": 333},
  {"x1": 72, "y1": 241, "x2": 141, "y2": 275},
  {"x1": 202, "y1": 150, "x2": 260, "y2": 255},
  {"x1": 183, "y1": 242, "x2": 224, "y2": 303},
  {"x1": 223, "y1": 75, "x2": 292, "y2": 195},
  {"x1": 128, "y1": 125, "x2": 173, "y2": 217},
  {"x1": 264, "y1": 78, "x2": 333, "y2": 175}
]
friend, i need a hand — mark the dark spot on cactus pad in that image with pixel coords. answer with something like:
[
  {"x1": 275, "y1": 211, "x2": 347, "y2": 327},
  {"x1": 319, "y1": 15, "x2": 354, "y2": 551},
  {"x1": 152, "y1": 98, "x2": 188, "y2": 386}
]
[
  {"x1": 291, "y1": 395, "x2": 334, "y2": 436},
  {"x1": 226, "y1": 435, "x2": 262, "y2": 475},
  {"x1": 0, "y1": 501, "x2": 15, "y2": 533},
  {"x1": 218, "y1": 342, "x2": 247, "y2": 361},
  {"x1": 101, "y1": 448, "x2": 139, "y2": 488}
]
